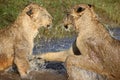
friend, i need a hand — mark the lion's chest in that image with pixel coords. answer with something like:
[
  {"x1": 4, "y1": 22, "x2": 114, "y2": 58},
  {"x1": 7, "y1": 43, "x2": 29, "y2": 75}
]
[
  {"x1": 77, "y1": 36, "x2": 103, "y2": 55},
  {"x1": 0, "y1": 36, "x2": 14, "y2": 54}
]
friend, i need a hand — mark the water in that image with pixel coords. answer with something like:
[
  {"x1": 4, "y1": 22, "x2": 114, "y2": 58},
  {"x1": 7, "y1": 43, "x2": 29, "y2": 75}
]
[
  {"x1": 108, "y1": 27, "x2": 120, "y2": 40},
  {"x1": 33, "y1": 36, "x2": 76, "y2": 54}
]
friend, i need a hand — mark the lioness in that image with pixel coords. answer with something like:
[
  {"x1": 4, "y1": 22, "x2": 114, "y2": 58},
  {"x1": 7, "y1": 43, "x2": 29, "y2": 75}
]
[
  {"x1": 39, "y1": 4, "x2": 120, "y2": 80},
  {"x1": 65, "y1": 4, "x2": 120, "y2": 80},
  {"x1": 0, "y1": 3, "x2": 52, "y2": 78}
]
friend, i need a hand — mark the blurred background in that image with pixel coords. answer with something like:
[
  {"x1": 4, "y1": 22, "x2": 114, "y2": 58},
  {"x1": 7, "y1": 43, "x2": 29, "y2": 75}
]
[{"x1": 0, "y1": 0, "x2": 120, "y2": 39}]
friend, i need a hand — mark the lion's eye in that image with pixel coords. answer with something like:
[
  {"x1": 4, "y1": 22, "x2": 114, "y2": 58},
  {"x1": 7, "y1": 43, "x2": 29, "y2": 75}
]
[
  {"x1": 66, "y1": 13, "x2": 70, "y2": 16},
  {"x1": 76, "y1": 7, "x2": 85, "y2": 13},
  {"x1": 26, "y1": 9, "x2": 33, "y2": 16}
]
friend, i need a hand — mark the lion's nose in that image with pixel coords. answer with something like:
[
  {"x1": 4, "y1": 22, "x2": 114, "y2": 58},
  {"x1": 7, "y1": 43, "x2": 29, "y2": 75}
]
[
  {"x1": 47, "y1": 25, "x2": 50, "y2": 27},
  {"x1": 64, "y1": 25, "x2": 68, "y2": 29}
]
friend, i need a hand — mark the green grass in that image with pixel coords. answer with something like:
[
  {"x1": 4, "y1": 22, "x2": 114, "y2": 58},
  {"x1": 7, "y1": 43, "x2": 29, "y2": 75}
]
[{"x1": 0, "y1": 0, "x2": 120, "y2": 39}]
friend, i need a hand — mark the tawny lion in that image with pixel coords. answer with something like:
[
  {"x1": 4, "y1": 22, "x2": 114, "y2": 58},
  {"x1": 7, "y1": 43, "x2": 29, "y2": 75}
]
[
  {"x1": 39, "y1": 4, "x2": 120, "y2": 80},
  {"x1": 0, "y1": 3, "x2": 52, "y2": 79}
]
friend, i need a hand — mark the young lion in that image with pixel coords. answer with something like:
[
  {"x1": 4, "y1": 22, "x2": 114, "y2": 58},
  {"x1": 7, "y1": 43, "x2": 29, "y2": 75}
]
[
  {"x1": 65, "y1": 4, "x2": 120, "y2": 80},
  {"x1": 39, "y1": 4, "x2": 120, "y2": 80},
  {"x1": 0, "y1": 3, "x2": 52, "y2": 78}
]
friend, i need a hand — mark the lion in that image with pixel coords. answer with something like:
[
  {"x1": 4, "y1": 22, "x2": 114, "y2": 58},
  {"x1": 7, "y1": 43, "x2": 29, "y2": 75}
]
[
  {"x1": 39, "y1": 4, "x2": 120, "y2": 80},
  {"x1": 0, "y1": 3, "x2": 52, "y2": 79},
  {"x1": 64, "y1": 4, "x2": 120, "y2": 80}
]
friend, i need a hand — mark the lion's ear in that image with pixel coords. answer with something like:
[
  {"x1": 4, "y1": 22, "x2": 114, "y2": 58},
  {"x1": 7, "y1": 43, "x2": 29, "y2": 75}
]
[
  {"x1": 26, "y1": 8, "x2": 33, "y2": 16},
  {"x1": 76, "y1": 7, "x2": 85, "y2": 13},
  {"x1": 88, "y1": 4, "x2": 92, "y2": 8},
  {"x1": 88, "y1": 4, "x2": 94, "y2": 8}
]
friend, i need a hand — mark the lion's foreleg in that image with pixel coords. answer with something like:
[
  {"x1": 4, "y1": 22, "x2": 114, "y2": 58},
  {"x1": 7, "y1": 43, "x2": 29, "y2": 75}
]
[
  {"x1": 37, "y1": 47, "x2": 74, "y2": 62},
  {"x1": 14, "y1": 48, "x2": 30, "y2": 79},
  {"x1": 36, "y1": 51, "x2": 67, "y2": 62}
]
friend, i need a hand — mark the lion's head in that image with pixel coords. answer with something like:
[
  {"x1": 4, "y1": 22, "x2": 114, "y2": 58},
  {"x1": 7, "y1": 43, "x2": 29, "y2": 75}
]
[
  {"x1": 17, "y1": 3, "x2": 52, "y2": 30},
  {"x1": 63, "y1": 4, "x2": 97, "y2": 32}
]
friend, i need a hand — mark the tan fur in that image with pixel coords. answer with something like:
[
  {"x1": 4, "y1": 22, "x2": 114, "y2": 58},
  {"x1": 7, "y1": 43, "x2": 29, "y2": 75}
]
[
  {"x1": 65, "y1": 4, "x2": 120, "y2": 80},
  {"x1": 0, "y1": 3, "x2": 52, "y2": 79},
  {"x1": 39, "y1": 47, "x2": 74, "y2": 62},
  {"x1": 39, "y1": 4, "x2": 120, "y2": 80}
]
